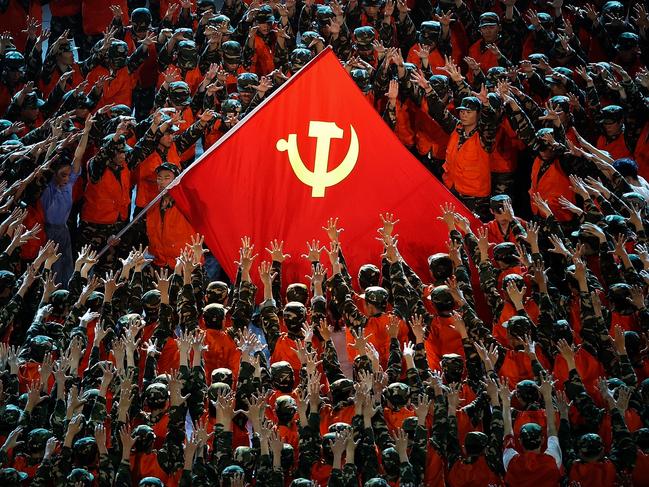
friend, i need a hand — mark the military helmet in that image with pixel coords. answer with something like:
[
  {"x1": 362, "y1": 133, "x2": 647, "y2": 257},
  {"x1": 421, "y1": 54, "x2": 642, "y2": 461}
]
[
  {"x1": 381, "y1": 447, "x2": 400, "y2": 476},
  {"x1": 519, "y1": 422, "x2": 543, "y2": 450},
  {"x1": 364, "y1": 286, "x2": 389, "y2": 309},
  {"x1": 441, "y1": 353, "x2": 464, "y2": 379},
  {"x1": 616, "y1": 31, "x2": 639, "y2": 50},
  {"x1": 290, "y1": 480, "x2": 317, "y2": 487},
  {"x1": 237, "y1": 72, "x2": 259, "y2": 93},
  {"x1": 301, "y1": 31, "x2": 324, "y2": 48},
  {"x1": 289, "y1": 48, "x2": 313, "y2": 71},
  {"x1": 384, "y1": 382, "x2": 410, "y2": 408},
  {"x1": 221, "y1": 465, "x2": 245, "y2": 480},
  {"x1": 602, "y1": 0, "x2": 624, "y2": 16},
  {"x1": 364, "y1": 479, "x2": 390, "y2": 487},
  {"x1": 131, "y1": 8, "x2": 152, "y2": 32},
  {"x1": 549, "y1": 95, "x2": 570, "y2": 113},
  {"x1": 209, "y1": 14, "x2": 234, "y2": 34},
  {"x1": 142, "y1": 289, "x2": 161, "y2": 312},
  {"x1": 401, "y1": 416, "x2": 418, "y2": 436},
  {"x1": 427, "y1": 253, "x2": 453, "y2": 282},
  {"x1": 358, "y1": 264, "x2": 380, "y2": 290},
  {"x1": 419, "y1": 20, "x2": 441, "y2": 45},
  {"x1": 353, "y1": 26, "x2": 376, "y2": 48},
  {"x1": 321, "y1": 432, "x2": 336, "y2": 462}
]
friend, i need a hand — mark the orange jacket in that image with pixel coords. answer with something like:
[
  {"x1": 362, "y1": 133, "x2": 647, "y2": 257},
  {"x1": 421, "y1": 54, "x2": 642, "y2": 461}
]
[
  {"x1": 493, "y1": 299, "x2": 539, "y2": 346},
  {"x1": 505, "y1": 451, "x2": 561, "y2": 487},
  {"x1": 82, "y1": 0, "x2": 128, "y2": 36},
  {"x1": 444, "y1": 129, "x2": 492, "y2": 197},
  {"x1": 448, "y1": 456, "x2": 503, "y2": 487},
  {"x1": 130, "y1": 451, "x2": 181, "y2": 487},
  {"x1": 425, "y1": 314, "x2": 465, "y2": 361},
  {"x1": 633, "y1": 450, "x2": 649, "y2": 487},
  {"x1": 87, "y1": 65, "x2": 136, "y2": 108},
  {"x1": 40, "y1": 64, "x2": 84, "y2": 98},
  {"x1": 635, "y1": 122, "x2": 649, "y2": 180},
  {"x1": 408, "y1": 98, "x2": 450, "y2": 159},
  {"x1": 204, "y1": 119, "x2": 225, "y2": 150},
  {"x1": 125, "y1": 32, "x2": 159, "y2": 89},
  {"x1": 157, "y1": 66, "x2": 203, "y2": 94},
  {"x1": 21, "y1": 201, "x2": 46, "y2": 261},
  {"x1": 491, "y1": 118, "x2": 524, "y2": 174},
  {"x1": 529, "y1": 156, "x2": 574, "y2": 222},
  {"x1": 203, "y1": 329, "x2": 241, "y2": 381},
  {"x1": 424, "y1": 446, "x2": 446, "y2": 487},
  {"x1": 249, "y1": 34, "x2": 276, "y2": 76},
  {"x1": 146, "y1": 201, "x2": 196, "y2": 268},
  {"x1": 392, "y1": 99, "x2": 415, "y2": 148},
  {"x1": 568, "y1": 460, "x2": 616, "y2": 487},
  {"x1": 81, "y1": 166, "x2": 131, "y2": 225},
  {"x1": 596, "y1": 133, "x2": 632, "y2": 161},
  {"x1": 467, "y1": 41, "x2": 499, "y2": 83},
  {"x1": 406, "y1": 45, "x2": 447, "y2": 75},
  {"x1": 134, "y1": 145, "x2": 181, "y2": 208},
  {"x1": 345, "y1": 314, "x2": 392, "y2": 368},
  {"x1": 499, "y1": 347, "x2": 550, "y2": 386},
  {"x1": 383, "y1": 407, "x2": 415, "y2": 435}
]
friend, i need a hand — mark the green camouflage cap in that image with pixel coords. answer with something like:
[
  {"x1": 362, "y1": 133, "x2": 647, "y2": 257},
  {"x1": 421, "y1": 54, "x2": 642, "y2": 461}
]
[
  {"x1": 364, "y1": 480, "x2": 390, "y2": 487},
  {"x1": 117, "y1": 313, "x2": 142, "y2": 329},
  {"x1": 3, "y1": 51, "x2": 25, "y2": 71},
  {"x1": 211, "y1": 368, "x2": 233, "y2": 386},
  {"x1": 430, "y1": 285, "x2": 454, "y2": 312},
  {"x1": 131, "y1": 8, "x2": 152, "y2": 32},
  {"x1": 516, "y1": 379, "x2": 540, "y2": 405},
  {"x1": 519, "y1": 422, "x2": 543, "y2": 450},
  {"x1": 428, "y1": 75, "x2": 450, "y2": 97},
  {"x1": 108, "y1": 40, "x2": 128, "y2": 68},
  {"x1": 634, "y1": 428, "x2": 649, "y2": 451},
  {"x1": 441, "y1": 353, "x2": 464, "y2": 380},
  {"x1": 206, "y1": 280, "x2": 230, "y2": 304},
  {"x1": 283, "y1": 301, "x2": 307, "y2": 333},
  {"x1": 20, "y1": 92, "x2": 45, "y2": 109},
  {"x1": 353, "y1": 354, "x2": 373, "y2": 377},
  {"x1": 209, "y1": 14, "x2": 234, "y2": 33},
  {"x1": 176, "y1": 40, "x2": 198, "y2": 69},
  {"x1": 486, "y1": 66, "x2": 508, "y2": 87},
  {"x1": 351, "y1": 68, "x2": 372, "y2": 93},
  {"x1": 276, "y1": 395, "x2": 298, "y2": 423},
  {"x1": 168, "y1": 81, "x2": 191, "y2": 106},
  {"x1": 358, "y1": 264, "x2": 380, "y2": 290},
  {"x1": 73, "y1": 437, "x2": 98, "y2": 463},
  {"x1": 328, "y1": 422, "x2": 352, "y2": 433},
  {"x1": 0, "y1": 404, "x2": 21, "y2": 432},
  {"x1": 364, "y1": 286, "x2": 389, "y2": 308},
  {"x1": 503, "y1": 273, "x2": 524, "y2": 291},
  {"x1": 290, "y1": 480, "x2": 316, "y2": 487},
  {"x1": 142, "y1": 289, "x2": 161, "y2": 309},
  {"x1": 221, "y1": 465, "x2": 245, "y2": 481},
  {"x1": 353, "y1": 26, "x2": 376, "y2": 47},
  {"x1": 300, "y1": 31, "x2": 324, "y2": 48},
  {"x1": 479, "y1": 11, "x2": 500, "y2": 27},
  {"x1": 503, "y1": 315, "x2": 531, "y2": 338},
  {"x1": 493, "y1": 242, "x2": 519, "y2": 265},
  {"x1": 207, "y1": 382, "x2": 231, "y2": 402},
  {"x1": 382, "y1": 446, "x2": 400, "y2": 473},
  {"x1": 600, "y1": 104, "x2": 624, "y2": 124},
  {"x1": 289, "y1": 48, "x2": 313, "y2": 71},
  {"x1": 322, "y1": 432, "x2": 336, "y2": 462},
  {"x1": 255, "y1": 4, "x2": 274, "y2": 23},
  {"x1": 315, "y1": 5, "x2": 335, "y2": 25},
  {"x1": 330, "y1": 378, "x2": 354, "y2": 405},
  {"x1": 221, "y1": 40, "x2": 242, "y2": 63},
  {"x1": 281, "y1": 443, "x2": 294, "y2": 470},
  {"x1": 286, "y1": 283, "x2": 309, "y2": 304},
  {"x1": 609, "y1": 283, "x2": 632, "y2": 310},
  {"x1": 67, "y1": 468, "x2": 94, "y2": 484},
  {"x1": 237, "y1": 72, "x2": 259, "y2": 93},
  {"x1": 144, "y1": 382, "x2": 169, "y2": 408},
  {"x1": 465, "y1": 431, "x2": 488, "y2": 455},
  {"x1": 132, "y1": 425, "x2": 156, "y2": 451},
  {"x1": 270, "y1": 361, "x2": 295, "y2": 391},
  {"x1": 384, "y1": 382, "x2": 410, "y2": 408},
  {"x1": 0, "y1": 468, "x2": 28, "y2": 484},
  {"x1": 27, "y1": 335, "x2": 57, "y2": 362},
  {"x1": 139, "y1": 478, "x2": 164, "y2": 487},
  {"x1": 26, "y1": 428, "x2": 53, "y2": 453},
  {"x1": 419, "y1": 20, "x2": 441, "y2": 45},
  {"x1": 234, "y1": 446, "x2": 256, "y2": 470},
  {"x1": 203, "y1": 303, "x2": 226, "y2": 328},
  {"x1": 221, "y1": 99, "x2": 241, "y2": 119},
  {"x1": 427, "y1": 253, "x2": 453, "y2": 281},
  {"x1": 0, "y1": 270, "x2": 15, "y2": 290},
  {"x1": 401, "y1": 416, "x2": 418, "y2": 436},
  {"x1": 457, "y1": 96, "x2": 482, "y2": 111},
  {"x1": 577, "y1": 433, "x2": 604, "y2": 459}
]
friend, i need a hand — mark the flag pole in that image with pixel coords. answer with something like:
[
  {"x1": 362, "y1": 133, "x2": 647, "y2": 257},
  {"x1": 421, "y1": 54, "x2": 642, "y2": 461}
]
[{"x1": 95, "y1": 47, "x2": 334, "y2": 260}]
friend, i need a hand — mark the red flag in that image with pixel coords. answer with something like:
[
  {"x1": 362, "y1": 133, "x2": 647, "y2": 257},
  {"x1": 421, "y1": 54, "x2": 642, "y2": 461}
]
[{"x1": 169, "y1": 47, "x2": 475, "y2": 287}]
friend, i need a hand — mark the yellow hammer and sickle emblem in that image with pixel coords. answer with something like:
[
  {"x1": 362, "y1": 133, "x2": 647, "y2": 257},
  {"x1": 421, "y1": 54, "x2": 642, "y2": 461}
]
[{"x1": 276, "y1": 121, "x2": 359, "y2": 197}]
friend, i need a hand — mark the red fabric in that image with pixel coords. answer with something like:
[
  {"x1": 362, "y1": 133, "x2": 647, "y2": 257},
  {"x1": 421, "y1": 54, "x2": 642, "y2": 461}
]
[
  {"x1": 633, "y1": 450, "x2": 649, "y2": 487},
  {"x1": 168, "y1": 48, "x2": 476, "y2": 288},
  {"x1": 21, "y1": 202, "x2": 46, "y2": 261},
  {"x1": 202, "y1": 329, "x2": 240, "y2": 380},
  {"x1": 424, "y1": 446, "x2": 446, "y2": 487},
  {"x1": 486, "y1": 217, "x2": 527, "y2": 245},
  {"x1": 39, "y1": 64, "x2": 84, "y2": 98},
  {"x1": 0, "y1": 1, "x2": 41, "y2": 51},
  {"x1": 50, "y1": 0, "x2": 81, "y2": 17}
]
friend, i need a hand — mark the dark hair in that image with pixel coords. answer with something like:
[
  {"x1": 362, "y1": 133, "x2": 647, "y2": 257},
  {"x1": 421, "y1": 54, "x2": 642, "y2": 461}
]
[{"x1": 613, "y1": 157, "x2": 638, "y2": 179}]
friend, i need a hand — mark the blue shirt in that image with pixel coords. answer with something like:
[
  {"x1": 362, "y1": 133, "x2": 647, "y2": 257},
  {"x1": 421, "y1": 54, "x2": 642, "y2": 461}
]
[{"x1": 40, "y1": 169, "x2": 81, "y2": 226}]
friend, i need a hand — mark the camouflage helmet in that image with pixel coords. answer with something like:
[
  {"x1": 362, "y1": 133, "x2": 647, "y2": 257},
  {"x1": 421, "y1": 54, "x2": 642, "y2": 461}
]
[
  {"x1": 176, "y1": 40, "x2": 198, "y2": 70},
  {"x1": 26, "y1": 335, "x2": 57, "y2": 362},
  {"x1": 577, "y1": 433, "x2": 604, "y2": 459},
  {"x1": 0, "y1": 468, "x2": 28, "y2": 484},
  {"x1": 609, "y1": 282, "x2": 632, "y2": 310},
  {"x1": 211, "y1": 368, "x2": 234, "y2": 386},
  {"x1": 132, "y1": 424, "x2": 156, "y2": 451},
  {"x1": 353, "y1": 26, "x2": 376, "y2": 48},
  {"x1": 600, "y1": 104, "x2": 624, "y2": 124},
  {"x1": 108, "y1": 40, "x2": 129, "y2": 68},
  {"x1": 515, "y1": 379, "x2": 540, "y2": 405},
  {"x1": 209, "y1": 14, "x2": 234, "y2": 34},
  {"x1": 168, "y1": 80, "x2": 191, "y2": 106},
  {"x1": 364, "y1": 286, "x2": 389, "y2": 309},
  {"x1": 0, "y1": 270, "x2": 15, "y2": 291},
  {"x1": 519, "y1": 422, "x2": 543, "y2": 450},
  {"x1": 328, "y1": 422, "x2": 352, "y2": 434},
  {"x1": 549, "y1": 95, "x2": 570, "y2": 113},
  {"x1": 502, "y1": 273, "x2": 524, "y2": 292},
  {"x1": 207, "y1": 382, "x2": 231, "y2": 403},
  {"x1": 276, "y1": 395, "x2": 298, "y2": 423},
  {"x1": 381, "y1": 447, "x2": 400, "y2": 477},
  {"x1": 131, "y1": 8, "x2": 152, "y2": 32},
  {"x1": 3, "y1": 50, "x2": 25, "y2": 71},
  {"x1": 283, "y1": 301, "x2": 307, "y2": 333},
  {"x1": 430, "y1": 284, "x2": 454, "y2": 312},
  {"x1": 220, "y1": 100, "x2": 241, "y2": 119},
  {"x1": 289, "y1": 48, "x2": 313, "y2": 71},
  {"x1": 351, "y1": 68, "x2": 372, "y2": 93},
  {"x1": 321, "y1": 432, "x2": 336, "y2": 462},
  {"x1": 139, "y1": 478, "x2": 164, "y2": 487},
  {"x1": 441, "y1": 353, "x2": 464, "y2": 380},
  {"x1": 428, "y1": 74, "x2": 450, "y2": 98},
  {"x1": 503, "y1": 315, "x2": 531, "y2": 338},
  {"x1": 401, "y1": 416, "x2": 418, "y2": 437},
  {"x1": 383, "y1": 382, "x2": 410, "y2": 408},
  {"x1": 220, "y1": 466, "x2": 245, "y2": 485},
  {"x1": 0, "y1": 404, "x2": 21, "y2": 433},
  {"x1": 237, "y1": 72, "x2": 259, "y2": 93},
  {"x1": 485, "y1": 66, "x2": 508, "y2": 88},
  {"x1": 493, "y1": 242, "x2": 519, "y2": 266},
  {"x1": 255, "y1": 4, "x2": 274, "y2": 23},
  {"x1": 221, "y1": 40, "x2": 242, "y2": 64},
  {"x1": 270, "y1": 361, "x2": 295, "y2": 391},
  {"x1": 286, "y1": 283, "x2": 309, "y2": 305},
  {"x1": 364, "y1": 479, "x2": 390, "y2": 487},
  {"x1": 358, "y1": 264, "x2": 380, "y2": 290},
  {"x1": 464, "y1": 431, "x2": 488, "y2": 456},
  {"x1": 315, "y1": 5, "x2": 335, "y2": 26},
  {"x1": 290, "y1": 480, "x2": 317, "y2": 487},
  {"x1": 142, "y1": 289, "x2": 161, "y2": 312},
  {"x1": 234, "y1": 445, "x2": 256, "y2": 470},
  {"x1": 73, "y1": 436, "x2": 98, "y2": 464},
  {"x1": 301, "y1": 31, "x2": 324, "y2": 48},
  {"x1": 419, "y1": 20, "x2": 441, "y2": 45},
  {"x1": 330, "y1": 378, "x2": 354, "y2": 405},
  {"x1": 26, "y1": 428, "x2": 53, "y2": 453},
  {"x1": 144, "y1": 382, "x2": 169, "y2": 409},
  {"x1": 66, "y1": 468, "x2": 94, "y2": 486},
  {"x1": 427, "y1": 253, "x2": 453, "y2": 281},
  {"x1": 203, "y1": 303, "x2": 226, "y2": 328}
]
